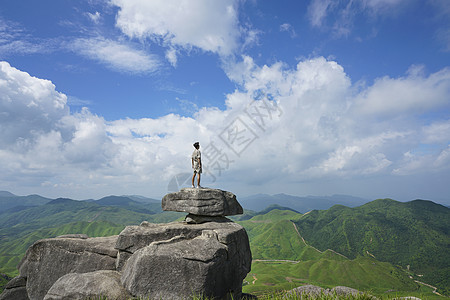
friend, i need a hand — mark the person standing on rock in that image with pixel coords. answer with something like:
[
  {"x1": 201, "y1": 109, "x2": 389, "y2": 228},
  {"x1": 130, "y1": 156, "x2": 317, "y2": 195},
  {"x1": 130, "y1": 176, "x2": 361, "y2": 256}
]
[{"x1": 191, "y1": 142, "x2": 202, "y2": 188}]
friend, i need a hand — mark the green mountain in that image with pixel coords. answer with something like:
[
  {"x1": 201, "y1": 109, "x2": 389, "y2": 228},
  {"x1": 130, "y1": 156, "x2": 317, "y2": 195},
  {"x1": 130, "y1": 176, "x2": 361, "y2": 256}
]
[
  {"x1": 237, "y1": 209, "x2": 424, "y2": 297},
  {"x1": 90, "y1": 195, "x2": 161, "y2": 214},
  {"x1": 0, "y1": 191, "x2": 52, "y2": 212},
  {"x1": 292, "y1": 199, "x2": 450, "y2": 295}
]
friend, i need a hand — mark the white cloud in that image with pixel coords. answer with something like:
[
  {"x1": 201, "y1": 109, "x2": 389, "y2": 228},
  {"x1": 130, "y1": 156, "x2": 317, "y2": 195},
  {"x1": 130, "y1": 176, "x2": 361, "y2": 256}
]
[
  {"x1": 307, "y1": 0, "x2": 408, "y2": 37},
  {"x1": 1, "y1": 58, "x2": 450, "y2": 199},
  {"x1": 0, "y1": 17, "x2": 57, "y2": 56},
  {"x1": 280, "y1": 23, "x2": 297, "y2": 38},
  {"x1": 422, "y1": 120, "x2": 450, "y2": 144},
  {"x1": 0, "y1": 61, "x2": 68, "y2": 146},
  {"x1": 353, "y1": 67, "x2": 450, "y2": 116},
  {"x1": 110, "y1": 0, "x2": 241, "y2": 57},
  {"x1": 87, "y1": 11, "x2": 101, "y2": 24},
  {"x1": 68, "y1": 37, "x2": 161, "y2": 74},
  {"x1": 165, "y1": 48, "x2": 178, "y2": 67},
  {"x1": 307, "y1": 0, "x2": 333, "y2": 28}
]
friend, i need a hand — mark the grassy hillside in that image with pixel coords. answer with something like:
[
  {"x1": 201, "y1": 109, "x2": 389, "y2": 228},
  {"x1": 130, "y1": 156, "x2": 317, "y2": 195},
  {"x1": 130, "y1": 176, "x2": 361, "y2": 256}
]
[
  {"x1": 238, "y1": 209, "x2": 443, "y2": 299},
  {"x1": 292, "y1": 199, "x2": 450, "y2": 295},
  {"x1": 243, "y1": 258, "x2": 424, "y2": 297}
]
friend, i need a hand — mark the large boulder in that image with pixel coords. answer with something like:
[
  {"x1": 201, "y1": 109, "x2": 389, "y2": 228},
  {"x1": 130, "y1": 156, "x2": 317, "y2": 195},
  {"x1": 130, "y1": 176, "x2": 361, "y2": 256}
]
[
  {"x1": 115, "y1": 219, "x2": 251, "y2": 276},
  {"x1": 0, "y1": 276, "x2": 29, "y2": 300},
  {"x1": 19, "y1": 236, "x2": 118, "y2": 300},
  {"x1": 116, "y1": 220, "x2": 252, "y2": 299},
  {"x1": 287, "y1": 285, "x2": 367, "y2": 298},
  {"x1": 121, "y1": 230, "x2": 248, "y2": 299},
  {"x1": 44, "y1": 270, "x2": 131, "y2": 300},
  {"x1": 162, "y1": 188, "x2": 243, "y2": 216}
]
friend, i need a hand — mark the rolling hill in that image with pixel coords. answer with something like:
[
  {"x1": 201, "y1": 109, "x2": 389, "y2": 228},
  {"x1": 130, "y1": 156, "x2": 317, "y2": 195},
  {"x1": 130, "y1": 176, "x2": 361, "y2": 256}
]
[
  {"x1": 237, "y1": 209, "x2": 426, "y2": 297},
  {"x1": 292, "y1": 199, "x2": 450, "y2": 295}
]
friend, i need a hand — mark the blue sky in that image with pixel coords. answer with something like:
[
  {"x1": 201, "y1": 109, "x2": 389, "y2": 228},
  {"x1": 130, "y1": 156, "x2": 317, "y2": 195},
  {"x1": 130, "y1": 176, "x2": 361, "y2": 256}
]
[{"x1": 0, "y1": 0, "x2": 449, "y2": 204}]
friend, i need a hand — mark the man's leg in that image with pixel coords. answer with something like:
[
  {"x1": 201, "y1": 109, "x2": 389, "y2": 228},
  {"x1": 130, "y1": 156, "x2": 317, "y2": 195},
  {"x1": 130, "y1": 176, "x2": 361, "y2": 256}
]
[
  {"x1": 192, "y1": 173, "x2": 196, "y2": 187},
  {"x1": 197, "y1": 173, "x2": 201, "y2": 187}
]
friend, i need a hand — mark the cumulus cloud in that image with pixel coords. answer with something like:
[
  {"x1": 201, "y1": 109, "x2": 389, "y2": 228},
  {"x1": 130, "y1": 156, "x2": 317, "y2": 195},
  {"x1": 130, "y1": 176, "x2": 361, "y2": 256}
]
[
  {"x1": 1, "y1": 57, "x2": 450, "y2": 198},
  {"x1": 352, "y1": 67, "x2": 450, "y2": 116},
  {"x1": 110, "y1": 0, "x2": 241, "y2": 57},
  {"x1": 0, "y1": 61, "x2": 68, "y2": 146},
  {"x1": 68, "y1": 37, "x2": 161, "y2": 74}
]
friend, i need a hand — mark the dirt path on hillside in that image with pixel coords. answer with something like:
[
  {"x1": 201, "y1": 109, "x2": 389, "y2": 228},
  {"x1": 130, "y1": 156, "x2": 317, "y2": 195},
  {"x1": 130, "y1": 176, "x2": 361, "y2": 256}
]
[
  {"x1": 253, "y1": 259, "x2": 300, "y2": 263},
  {"x1": 414, "y1": 280, "x2": 442, "y2": 296}
]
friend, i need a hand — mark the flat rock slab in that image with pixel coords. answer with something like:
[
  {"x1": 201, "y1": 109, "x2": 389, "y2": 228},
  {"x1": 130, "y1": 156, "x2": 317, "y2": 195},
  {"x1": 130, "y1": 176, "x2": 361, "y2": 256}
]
[{"x1": 162, "y1": 188, "x2": 243, "y2": 216}]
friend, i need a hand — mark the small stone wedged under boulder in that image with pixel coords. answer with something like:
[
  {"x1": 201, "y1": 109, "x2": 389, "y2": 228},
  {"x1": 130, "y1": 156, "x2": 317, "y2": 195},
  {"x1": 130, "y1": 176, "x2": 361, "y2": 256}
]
[
  {"x1": 19, "y1": 236, "x2": 118, "y2": 300},
  {"x1": 44, "y1": 270, "x2": 131, "y2": 300},
  {"x1": 162, "y1": 188, "x2": 243, "y2": 216}
]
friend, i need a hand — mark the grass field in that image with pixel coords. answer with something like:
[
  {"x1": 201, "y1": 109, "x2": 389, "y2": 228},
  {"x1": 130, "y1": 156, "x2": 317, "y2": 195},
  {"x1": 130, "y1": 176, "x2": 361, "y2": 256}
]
[{"x1": 242, "y1": 260, "x2": 445, "y2": 299}]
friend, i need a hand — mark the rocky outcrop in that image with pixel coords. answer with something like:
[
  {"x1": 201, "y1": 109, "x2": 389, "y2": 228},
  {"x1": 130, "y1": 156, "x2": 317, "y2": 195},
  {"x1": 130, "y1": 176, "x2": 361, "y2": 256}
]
[
  {"x1": 119, "y1": 221, "x2": 251, "y2": 299},
  {"x1": 287, "y1": 285, "x2": 366, "y2": 298},
  {"x1": 18, "y1": 236, "x2": 118, "y2": 300},
  {"x1": 0, "y1": 276, "x2": 29, "y2": 300},
  {"x1": 162, "y1": 188, "x2": 243, "y2": 216},
  {"x1": 1, "y1": 188, "x2": 252, "y2": 300}
]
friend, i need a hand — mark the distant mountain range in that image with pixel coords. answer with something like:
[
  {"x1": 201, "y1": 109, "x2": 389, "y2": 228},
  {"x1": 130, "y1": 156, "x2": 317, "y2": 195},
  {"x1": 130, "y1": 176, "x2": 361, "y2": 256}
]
[
  {"x1": 239, "y1": 193, "x2": 369, "y2": 213},
  {"x1": 3, "y1": 190, "x2": 446, "y2": 214},
  {"x1": 0, "y1": 191, "x2": 160, "y2": 214}
]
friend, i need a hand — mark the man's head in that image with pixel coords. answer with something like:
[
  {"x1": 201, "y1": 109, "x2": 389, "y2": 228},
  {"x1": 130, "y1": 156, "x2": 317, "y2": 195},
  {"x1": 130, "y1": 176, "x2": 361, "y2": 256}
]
[{"x1": 193, "y1": 142, "x2": 200, "y2": 149}]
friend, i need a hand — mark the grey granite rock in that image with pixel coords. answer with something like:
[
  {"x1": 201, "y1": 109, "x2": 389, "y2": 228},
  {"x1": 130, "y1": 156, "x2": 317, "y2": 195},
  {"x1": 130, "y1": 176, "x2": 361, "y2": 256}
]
[
  {"x1": 114, "y1": 219, "x2": 252, "y2": 278},
  {"x1": 287, "y1": 285, "x2": 367, "y2": 298},
  {"x1": 19, "y1": 236, "x2": 118, "y2": 300},
  {"x1": 44, "y1": 270, "x2": 131, "y2": 300},
  {"x1": 55, "y1": 234, "x2": 88, "y2": 239},
  {"x1": 287, "y1": 285, "x2": 325, "y2": 297},
  {"x1": 121, "y1": 228, "x2": 250, "y2": 299},
  {"x1": 162, "y1": 188, "x2": 243, "y2": 216},
  {"x1": 331, "y1": 286, "x2": 362, "y2": 296},
  {"x1": 0, "y1": 276, "x2": 29, "y2": 300}
]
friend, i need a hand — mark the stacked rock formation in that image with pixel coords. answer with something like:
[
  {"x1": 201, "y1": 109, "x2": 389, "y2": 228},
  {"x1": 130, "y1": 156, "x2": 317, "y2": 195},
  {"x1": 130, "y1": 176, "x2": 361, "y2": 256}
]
[{"x1": 0, "y1": 188, "x2": 252, "y2": 300}]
